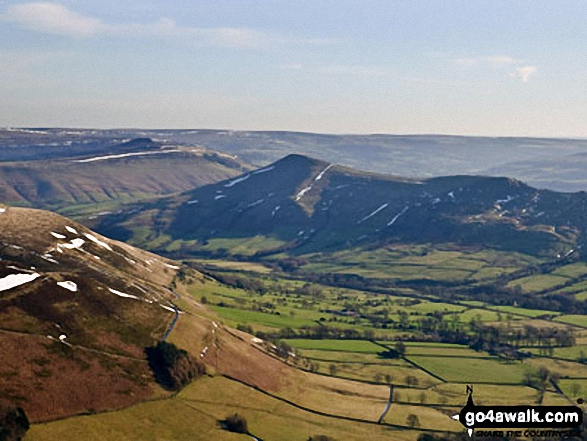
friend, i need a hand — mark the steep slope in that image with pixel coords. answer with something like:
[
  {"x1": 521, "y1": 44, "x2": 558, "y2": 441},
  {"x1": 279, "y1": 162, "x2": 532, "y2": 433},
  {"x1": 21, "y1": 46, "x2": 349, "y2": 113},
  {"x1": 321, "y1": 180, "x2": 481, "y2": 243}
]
[
  {"x1": 0, "y1": 136, "x2": 249, "y2": 212},
  {"x1": 0, "y1": 206, "x2": 184, "y2": 422},
  {"x1": 93, "y1": 154, "x2": 587, "y2": 259}
]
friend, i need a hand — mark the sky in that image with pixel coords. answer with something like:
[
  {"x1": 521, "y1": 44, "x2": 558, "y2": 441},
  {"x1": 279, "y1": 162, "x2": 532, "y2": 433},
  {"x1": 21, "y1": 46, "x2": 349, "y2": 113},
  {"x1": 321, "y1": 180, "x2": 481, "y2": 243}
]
[{"x1": 0, "y1": 1, "x2": 586, "y2": 137}]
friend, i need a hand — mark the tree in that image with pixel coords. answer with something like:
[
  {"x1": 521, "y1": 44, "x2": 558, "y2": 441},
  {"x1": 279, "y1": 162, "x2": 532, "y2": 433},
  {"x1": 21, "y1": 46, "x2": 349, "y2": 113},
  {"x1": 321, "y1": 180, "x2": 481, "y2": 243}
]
[
  {"x1": 145, "y1": 341, "x2": 205, "y2": 391},
  {"x1": 405, "y1": 375, "x2": 419, "y2": 386},
  {"x1": 570, "y1": 383, "x2": 581, "y2": 397},
  {"x1": 406, "y1": 413, "x2": 420, "y2": 428},
  {"x1": 394, "y1": 341, "x2": 406, "y2": 357},
  {"x1": 329, "y1": 364, "x2": 338, "y2": 376},
  {"x1": 221, "y1": 413, "x2": 248, "y2": 433}
]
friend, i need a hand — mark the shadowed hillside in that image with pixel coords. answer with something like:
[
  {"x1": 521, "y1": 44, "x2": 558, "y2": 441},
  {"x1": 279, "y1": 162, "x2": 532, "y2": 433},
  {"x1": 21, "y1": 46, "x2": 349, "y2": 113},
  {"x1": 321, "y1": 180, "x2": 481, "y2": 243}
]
[{"x1": 93, "y1": 154, "x2": 587, "y2": 259}]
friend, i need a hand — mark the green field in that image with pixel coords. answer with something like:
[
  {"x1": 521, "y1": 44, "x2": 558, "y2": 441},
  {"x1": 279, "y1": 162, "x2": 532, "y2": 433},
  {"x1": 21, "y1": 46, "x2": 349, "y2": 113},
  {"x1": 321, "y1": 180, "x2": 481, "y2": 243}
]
[
  {"x1": 554, "y1": 315, "x2": 587, "y2": 327},
  {"x1": 211, "y1": 305, "x2": 318, "y2": 329},
  {"x1": 407, "y1": 356, "x2": 532, "y2": 384},
  {"x1": 507, "y1": 274, "x2": 570, "y2": 293},
  {"x1": 286, "y1": 339, "x2": 384, "y2": 353},
  {"x1": 27, "y1": 376, "x2": 423, "y2": 441},
  {"x1": 489, "y1": 305, "x2": 560, "y2": 318}
]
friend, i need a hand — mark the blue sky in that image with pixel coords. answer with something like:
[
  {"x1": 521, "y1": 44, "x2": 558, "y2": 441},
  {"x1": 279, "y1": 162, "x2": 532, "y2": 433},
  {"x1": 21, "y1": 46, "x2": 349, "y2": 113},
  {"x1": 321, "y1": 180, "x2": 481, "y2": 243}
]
[{"x1": 1, "y1": 1, "x2": 586, "y2": 136}]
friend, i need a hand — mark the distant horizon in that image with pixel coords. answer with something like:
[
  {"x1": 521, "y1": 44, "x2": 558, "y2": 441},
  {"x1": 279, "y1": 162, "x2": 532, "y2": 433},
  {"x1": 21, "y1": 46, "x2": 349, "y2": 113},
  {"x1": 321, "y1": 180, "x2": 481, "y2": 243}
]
[{"x1": 3, "y1": 126, "x2": 587, "y2": 141}]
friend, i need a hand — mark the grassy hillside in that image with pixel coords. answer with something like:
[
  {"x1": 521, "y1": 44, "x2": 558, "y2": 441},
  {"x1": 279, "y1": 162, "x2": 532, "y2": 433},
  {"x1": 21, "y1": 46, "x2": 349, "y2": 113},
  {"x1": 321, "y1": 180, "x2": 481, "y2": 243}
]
[
  {"x1": 0, "y1": 136, "x2": 249, "y2": 214},
  {"x1": 0, "y1": 206, "x2": 183, "y2": 421}
]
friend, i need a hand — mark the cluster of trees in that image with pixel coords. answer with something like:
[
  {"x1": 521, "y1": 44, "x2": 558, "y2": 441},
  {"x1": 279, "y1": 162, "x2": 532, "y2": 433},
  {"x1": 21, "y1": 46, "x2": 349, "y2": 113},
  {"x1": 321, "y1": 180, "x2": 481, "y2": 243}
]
[
  {"x1": 210, "y1": 273, "x2": 271, "y2": 294},
  {"x1": 468, "y1": 324, "x2": 575, "y2": 356},
  {"x1": 145, "y1": 341, "x2": 206, "y2": 391},
  {"x1": 252, "y1": 325, "x2": 375, "y2": 342},
  {"x1": 523, "y1": 366, "x2": 559, "y2": 395},
  {"x1": 0, "y1": 407, "x2": 29, "y2": 441},
  {"x1": 220, "y1": 413, "x2": 248, "y2": 434}
]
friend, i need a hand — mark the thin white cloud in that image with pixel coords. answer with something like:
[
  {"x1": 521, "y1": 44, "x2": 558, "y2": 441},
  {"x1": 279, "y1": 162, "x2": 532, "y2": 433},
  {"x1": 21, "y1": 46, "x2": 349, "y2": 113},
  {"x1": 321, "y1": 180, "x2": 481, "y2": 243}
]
[
  {"x1": 2, "y1": 2, "x2": 102, "y2": 37},
  {"x1": 510, "y1": 65, "x2": 537, "y2": 83},
  {"x1": 456, "y1": 55, "x2": 521, "y2": 68},
  {"x1": 0, "y1": 2, "x2": 268, "y2": 47},
  {"x1": 456, "y1": 55, "x2": 537, "y2": 82}
]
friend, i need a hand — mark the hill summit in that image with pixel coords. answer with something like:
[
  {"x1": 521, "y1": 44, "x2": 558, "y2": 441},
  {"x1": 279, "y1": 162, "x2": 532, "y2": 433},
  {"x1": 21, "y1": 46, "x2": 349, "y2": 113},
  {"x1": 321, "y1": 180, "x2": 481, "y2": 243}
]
[{"x1": 93, "y1": 154, "x2": 587, "y2": 258}]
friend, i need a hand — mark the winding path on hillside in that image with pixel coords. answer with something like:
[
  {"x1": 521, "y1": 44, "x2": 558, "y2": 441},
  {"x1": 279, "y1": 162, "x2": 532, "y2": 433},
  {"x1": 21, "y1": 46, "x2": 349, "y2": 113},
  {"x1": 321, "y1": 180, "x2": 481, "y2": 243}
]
[
  {"x1": 377, "y1": 385, "x2": 394, "y2": 424},
  {"x1": 162, "y1": 304, "x2": 179, "y2": 341}
]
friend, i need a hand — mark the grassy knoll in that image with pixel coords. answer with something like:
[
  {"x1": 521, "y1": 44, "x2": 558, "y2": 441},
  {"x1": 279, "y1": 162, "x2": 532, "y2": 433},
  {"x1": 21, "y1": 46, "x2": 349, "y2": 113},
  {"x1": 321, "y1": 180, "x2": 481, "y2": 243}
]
[
  {"x1": 554, "y1": 315, "x2": 587, "y2": 327},
  {"x1": 27, "y1": 376, "x2": 423, "y2": 441},
  {"x1": 525, "y1": 357, "x2": 587, "y2": 379},
  {"x1": 552, "y1": 262, "x2": 587, "y2": 278},
  {"x1": 407, "y1": 356, "x2": 531, "y2": 384},
  {"x1": 302, "y1": 246, "x2": 542, "y2": 284},
  {"x1": 273, "y1": 371, "x2": 390, "y2": 422},
  {"x1": 312, "y1": 359, "x2": 440, "y2": 388},
  {"x1": 507, "y1": 274, "x2": 570, "y2": 293},
  {"x1": 488, "y1": 305, "x2": 560, "y2": 318},
  {"x1": 211, "y1": 305, "x2": 318, "y2": 329},
  {"x1": 458, "y1": 308, "x2": 509, "y2": 323},
  {"x1": 194, "y1": 259, "x2": 272, "y2": 273},
  {"x1": 525, "y1": 345, "x2": 587, "y2": 361},
  {"x1": 558, "y1": 379, "x2": 587, "y2": 400},
  {"x1": 383, "y1": 403, "x2": 461, "y2": 431},
  {"x1": 199, "y1": 236, "x2": 287, "y2": 256},
  {"x1": 286, "y1": 339, "x2": 383, "y2": 353},
  {"x1": 401, "y1": 301, "x2": 467, "y2": 314},
  {"x1": 300, "y1": 349, "x2": 405, "y2": 364},
  {"x1": 403, "y1": 346, "x2": 490, "y2": 358}
]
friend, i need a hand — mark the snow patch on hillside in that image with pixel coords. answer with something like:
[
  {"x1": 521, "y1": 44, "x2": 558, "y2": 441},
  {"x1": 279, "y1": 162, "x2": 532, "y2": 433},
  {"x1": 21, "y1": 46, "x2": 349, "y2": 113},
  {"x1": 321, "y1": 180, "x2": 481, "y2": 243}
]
[
  {"x1": 315, "y1": 164, "x2": 333, "y2": 181},
  {"x1": 74, "y1": 149, "x2": 182, "y2": 163},
  {"x1": 60, "y1": 238, "x2": 85, "y2": 250},
  {"x1": 108, "y1": 288, "x2": 139, "y2": 300},
  {"x1": 387, "y1": 206, "x2": 409, "y2": 226},
  {"x1": 0, "y1": 272, "x2": 40, "y2": 292},
  {"x1": 358, "y1": 203, "x2": 389, "y2": 223},
  {"x1": 295, "y1": 185, "x2": 313, "y2": 201},
  {"x1": 57, "y1": 281, "x2": 78, "y2": 292},
  {"x1": 84, "y1": 233, "x2": 113, "y2": 251},
  {"x1": 225, "y1": 174, "x2": 250, "y2": 187},
  {"x1": 252, "y1": 166, "x2": 275, "y2": 175}
]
